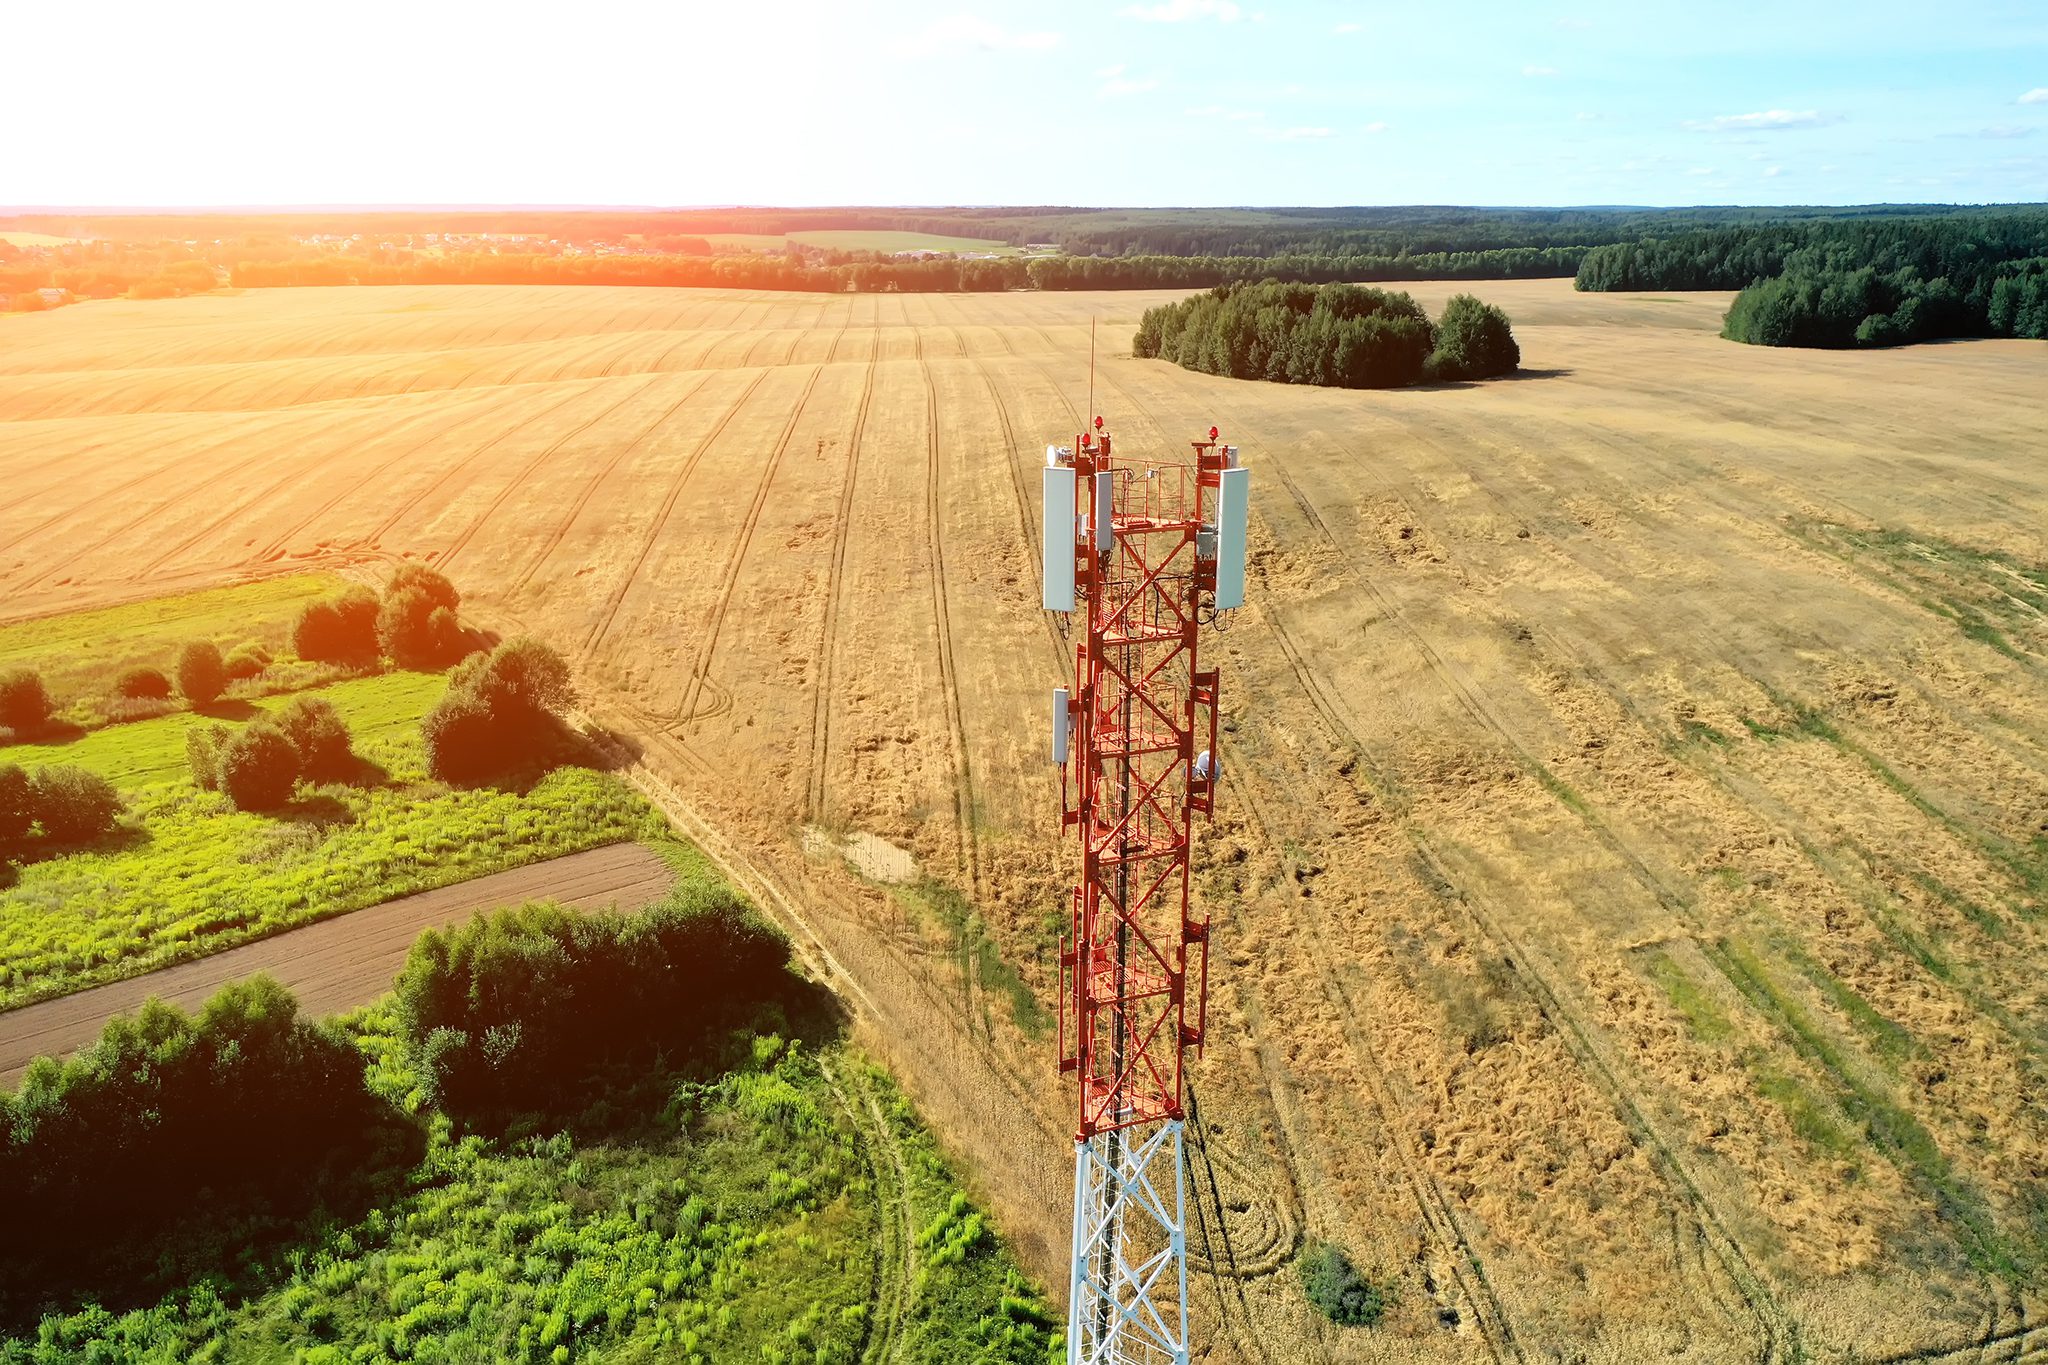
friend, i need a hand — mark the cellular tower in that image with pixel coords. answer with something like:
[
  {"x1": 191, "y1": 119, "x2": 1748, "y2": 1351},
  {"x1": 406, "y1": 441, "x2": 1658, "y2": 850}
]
[{"x1": 1042, "y1": 418, "x2": 1249, "y2": 1365}]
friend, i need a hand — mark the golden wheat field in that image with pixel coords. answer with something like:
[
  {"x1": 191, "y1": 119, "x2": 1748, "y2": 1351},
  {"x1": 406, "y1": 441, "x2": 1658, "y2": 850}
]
[{"x1": 3, "y1": 279, "x2": 2046, "y2": 1363}]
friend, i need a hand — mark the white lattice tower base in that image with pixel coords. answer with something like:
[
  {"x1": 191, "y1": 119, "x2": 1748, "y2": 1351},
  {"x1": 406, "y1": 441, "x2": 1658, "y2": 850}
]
[{"x1": 1067, "y1": 1121, "x2": 1190, "y2": 1365}]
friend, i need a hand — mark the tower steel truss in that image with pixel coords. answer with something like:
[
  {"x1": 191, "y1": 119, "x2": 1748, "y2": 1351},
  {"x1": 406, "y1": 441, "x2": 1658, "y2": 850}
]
[{"x1": 1049, "y1": 425, "x2": 1243, "y2": 1365}]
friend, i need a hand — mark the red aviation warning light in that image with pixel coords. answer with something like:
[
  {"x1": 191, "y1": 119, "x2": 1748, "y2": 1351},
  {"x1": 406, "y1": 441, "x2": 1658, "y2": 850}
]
[{"x1": 1042, "y1": 420, "x2": 1248, "y2": 1365}]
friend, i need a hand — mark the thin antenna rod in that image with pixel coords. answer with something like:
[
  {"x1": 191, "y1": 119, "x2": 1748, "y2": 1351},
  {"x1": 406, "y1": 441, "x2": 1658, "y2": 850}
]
[{"x1": 1088, "y1": 317, "x2": 1096, "y2": 429}]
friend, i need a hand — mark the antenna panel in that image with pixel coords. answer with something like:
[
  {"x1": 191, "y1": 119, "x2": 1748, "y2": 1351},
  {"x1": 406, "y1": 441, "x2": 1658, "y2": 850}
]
[
  {"x1": 1042, "y1": 466, "x2": 1077, "y2": 611},
  {"x1": 1213, "y1": 466, "x2": 1250, "y2": 610}
]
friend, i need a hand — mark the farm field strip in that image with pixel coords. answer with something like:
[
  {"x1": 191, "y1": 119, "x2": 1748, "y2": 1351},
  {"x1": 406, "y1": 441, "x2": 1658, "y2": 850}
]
[{"x1": 2, "y1": 281, "x2": 2045, "y2": 1362}]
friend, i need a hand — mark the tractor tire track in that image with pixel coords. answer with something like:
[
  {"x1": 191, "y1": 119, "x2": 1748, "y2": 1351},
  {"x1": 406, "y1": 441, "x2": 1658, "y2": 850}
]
[
  {"x1": 919, "y1": 358, "x2": 979, "y2": 894},
  {"x1": 674, "y1": 364, "x2": 824, "y2": 723},
  {"x1": 506, "y1": 372, "x2": 715, "y2": 595},
  {"x1": 806, "y1": 354, "x2": 878, "y2": 821},
  {"x1": 579, "y1": 369, "x2": 772, "y2": 657}
]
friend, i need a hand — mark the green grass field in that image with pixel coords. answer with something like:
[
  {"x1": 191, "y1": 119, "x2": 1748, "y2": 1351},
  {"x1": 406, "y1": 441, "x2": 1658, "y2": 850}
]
[
  {"x1": 0, "y1": 669, "x2": 661, "y2": 1010},
  {"x1": 0, "y1": 573, "x2": 343, "y2": 714}
]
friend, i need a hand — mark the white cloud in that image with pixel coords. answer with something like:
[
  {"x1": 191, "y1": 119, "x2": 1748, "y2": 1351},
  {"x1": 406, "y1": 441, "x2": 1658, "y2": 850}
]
[
  {"x1": 1100, "y1": 74, "x2": 1160, "y2": 97},
  {"x1": 2019, "y1": 88, "x2": 2048, "y2": 104},
  {"x1": 1522, "y1": 64, "x2": 1559, "y2": 78},
  {"x1": 1575, "y1": 111, "x2": 1600, "y2": 122},
  {"x1": 1555, "y1": 16, "x2": 1593, "y2": 29},
  {"x1": 1952, "y1": 125, "x2": 2036, "y2": 139},
  {"x1": 892, "y1": 16, "x2": 1061, "y2": 58},
  {"x1": 1763, "y1": 165, "x2": 1783, "y2": 177},
  {"x1": 1686, "y1": 166, "x2": 1716, "y2": 176},
  {"x1": 1185, "y1": 104, "x2": 1264, "y2": 121},
  {"x1": 1333, "y1": 21, "x2": 1362, "y2": 33},
  {"x1": 1121, "y1": 0, "x2": 1240, "y2": 20},
  {"x1": 1685, "y1": 109, "x2": 1836, "y2": 132},
  {"x1": 1272, "y1": 126, "x2": 1333, "y2": 140},
  {"x1": 1362, "y1": 121, "x2": 1388, "y2": 134}
]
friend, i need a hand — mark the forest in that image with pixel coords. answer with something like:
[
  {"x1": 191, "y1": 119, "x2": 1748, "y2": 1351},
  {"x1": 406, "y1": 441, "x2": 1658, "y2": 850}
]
[
  {"x1": 1574, "y1": 210, "x2": 2048, "y2": 346},
  {"x1": 1132, "y1": 280, "x2": 1519, "y2": 389}
]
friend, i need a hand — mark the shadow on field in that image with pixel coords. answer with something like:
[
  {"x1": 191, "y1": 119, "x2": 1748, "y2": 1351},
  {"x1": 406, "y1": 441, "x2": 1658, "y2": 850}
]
[
  {"x1": 1418, "y1": 365, "x2": 1574, "y2": 389},
  {"x1": 0, "y1": 821, "x2": 152, "y2": 876},
  {"x1": 192, "y1": 698, "x2": 262, "y2": 722}
]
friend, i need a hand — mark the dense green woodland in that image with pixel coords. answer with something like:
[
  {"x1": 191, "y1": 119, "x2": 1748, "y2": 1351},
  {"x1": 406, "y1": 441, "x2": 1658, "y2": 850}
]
[
  {"x1": 1, "y1": 886, "x2": 1061, "y2": 1364},
  {"x1": 1575, "y1": 211, "x2": 2048, "y2": 347},
  {"x1": 1134, "y1": 281, "x2": 1519, "y2": 389}
]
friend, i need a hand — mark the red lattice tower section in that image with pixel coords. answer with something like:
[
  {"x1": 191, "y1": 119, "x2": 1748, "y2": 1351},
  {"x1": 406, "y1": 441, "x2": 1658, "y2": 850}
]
[{"x1": 1056, "y1": 429, "x2": 1231, "y2": 1141}]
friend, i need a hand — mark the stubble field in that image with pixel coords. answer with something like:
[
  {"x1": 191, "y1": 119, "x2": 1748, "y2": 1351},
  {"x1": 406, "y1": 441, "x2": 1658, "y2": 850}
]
[{"x1": 2, "y1": 279, "x2": 2045, "y2": 1363}]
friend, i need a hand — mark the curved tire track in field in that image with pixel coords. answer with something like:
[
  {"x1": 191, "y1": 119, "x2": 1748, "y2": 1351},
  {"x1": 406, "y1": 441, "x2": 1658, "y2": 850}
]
[
  {"x1": 360, "y1": 383, "x2": 592, "y2": 550},
  {"x1": 674, "y1": 365, "x2": 824, "y2": 723},
  {"x1": 431, "y1": 376, "x2": 658, "y2": 574},
  {"x1": 579, "y1": 370, "x2": 772, "y2": 658},
  {"x1": 822, "y1": 1054, "x2": 922, "y2": 1365},
  {"x1": 968, "y1": 358, "x2": 1069, "y2": 670},
  {"x1": 505, "y1": 372, "x2": 715, "y2": 596},
  {"x1": 918, "y1": 359, "x2": 979, "y2": 895},
  {"x1": 807, "y1": 355, "x2": 878, "y2": 821}
]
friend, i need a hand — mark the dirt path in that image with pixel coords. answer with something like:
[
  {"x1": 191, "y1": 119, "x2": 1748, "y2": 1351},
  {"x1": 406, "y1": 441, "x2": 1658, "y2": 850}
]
[{"x1": 0, "y1": 842, "x2": 674, "y2": 1087}]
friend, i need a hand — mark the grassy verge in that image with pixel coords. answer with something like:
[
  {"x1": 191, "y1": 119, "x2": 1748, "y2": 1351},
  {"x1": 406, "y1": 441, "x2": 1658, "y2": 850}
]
[
  {"x1": 0, "y1": 669, "x2": 661, "y2": 1010},
  {"x1": 0, "y1": 574, "x2": 343, "y2": 728},
  {"x1": 894, "y1": 878, "x2": 1051, "y2": 1040}
]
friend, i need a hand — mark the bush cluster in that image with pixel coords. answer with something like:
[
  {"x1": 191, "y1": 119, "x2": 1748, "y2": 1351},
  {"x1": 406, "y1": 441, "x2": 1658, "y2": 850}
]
[
  {"x1": 0, "y1": 762, "x2": 123, "y2": 848},
  {"x1": 421, "y1": 637, "x2": 572, "y2": 782},
  {"x1": 0, "y1": 668, "x2": 52, "y2": 736},
  {"x1": 1298, "y1": 1241, "x2": 1390, "y2": 1327},
  {"x1": 174, "y1": 641, "x2": 227, "y2": 707},
  {"x1": 188, "y1": 697, "x2": 355, "y2": 811},
  {"x1": 1133, "y1": 281, "x2": 1519, "y2": 390},
  {"x1": 114, "y1": 666, "x2": 170, "y2": 701},
  {"x1": 0, "y1": 976, "x2": 408, "y2": 1327},
  {"x1": 395, "y1": 886, "x2": 791, "y2": 1128},
  {"x1": 293, "y1": 566, "x2": 464, "y2": 669}
]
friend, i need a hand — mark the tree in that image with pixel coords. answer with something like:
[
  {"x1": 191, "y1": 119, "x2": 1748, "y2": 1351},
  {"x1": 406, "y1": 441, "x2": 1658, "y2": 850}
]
[
  {"x1": 292, "y1": 586, "x2": 380, "y2": 665},
  {"x1": 0, "y1": 764, "x2": 31, "y2": 842},
  {"x1": 378, "y1": 587, "x2": 462, "y2": 667},
  {"x1": 387, "y1": 563, "x2": 459, "y2": 615},
  {"x1": 1428, "y1": 294, "x2": 1521, "y2": 380},
  {"x1": 217, "y1": 723, "x2": 300, "y2": 811},
  {"x1": 114, "y1": 667, "x2": 171, "y2": 701},
  {"x1": 273, "y1": 696, "x2": 354, "y2": 781},
  {"x1": 176, "y1": 641, "x2": 228, "y2": 707},
  {"x1": 186, "y1": 724, "x2": 230, "y2": 792},
  {"x1": 29, "y1": 767, "x2": 123, "y2": 842},
  {"x1": 0, "y1": 668, "x2": 52, "y2": 735},
  {"x1": 422, "y1": 638, "x2": 574, "y2": 782}
]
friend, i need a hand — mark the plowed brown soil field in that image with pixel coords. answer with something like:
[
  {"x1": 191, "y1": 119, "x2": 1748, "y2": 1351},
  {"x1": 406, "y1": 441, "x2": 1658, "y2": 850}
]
[{"x1": 3, "y1": 281, "x2": 2045, "y2": 1363}]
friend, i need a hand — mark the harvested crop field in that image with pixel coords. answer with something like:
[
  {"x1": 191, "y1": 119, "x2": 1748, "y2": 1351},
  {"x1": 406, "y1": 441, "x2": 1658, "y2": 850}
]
[
  {"x1": 0, "y1": 841, "x2": 676, "y2": 1086},
  {"x1": 2, "y1": 280, "x2": 2046, "y2": 1362}
]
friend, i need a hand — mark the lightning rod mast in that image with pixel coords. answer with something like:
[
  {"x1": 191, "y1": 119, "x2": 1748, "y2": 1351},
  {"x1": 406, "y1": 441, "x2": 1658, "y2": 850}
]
[{"x1": 1042, "y1": 416, "x2": 1250, "y2": 1365}]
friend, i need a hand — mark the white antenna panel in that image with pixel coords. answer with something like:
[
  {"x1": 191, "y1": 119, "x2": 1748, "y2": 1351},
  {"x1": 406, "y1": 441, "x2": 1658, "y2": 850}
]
[
  {"x1": 1094, "y1": 471, "x2": 1115, "y2": 552},
  {"x1": 1213, "y1": 466, "x2": 1250, "y2": 610},
  {"x1": 1043, "y1": 466, "x2": 1077, "y2": 611},
  {"x1": 1052, "y1": 686, "x2": 1070, "y2": 764}
]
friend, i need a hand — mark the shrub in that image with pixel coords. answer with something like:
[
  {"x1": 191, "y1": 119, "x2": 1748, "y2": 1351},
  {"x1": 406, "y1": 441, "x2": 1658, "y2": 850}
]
[
  {"x1": 378, "y1": 587, "x2": 462, "y2": 667},
  {"x1": 388, "y1": 563, "x2": 459, "y2": 615},
  {"x1": 273, "y1": 696, "x2": 354, "y2": 781},
  {"x1": 0, "y1": 668, "x2": 52, "y2": 734},
  {"x1": 1427, "y1": 294, "x2": 1520, "y2": 380},
  {"x1": 293, "y1": 586, "x2": 380, "y2": 665},
  {"x1": 176, "y1": 641, "x2": 228, "y2": 707},
  {"x1": 1134, "y1": 280, "x2": 1444, "y2": 389},
  {"x1": 114, "y1": 667, "x2": 172, "y2": 701},
  {"x1": 0, "y1": 764, "x2": 30, "y2": 843},
  {"x1": 423, "y1": 638, "x2": 574, "y2": 782},
  {"x1": 394, "y1": 887, "x2": 790, "y2": 1126},
  {"x1": 186, "y1": 723, "x2": 231, "y2": 792},
  {"x1": 218, "y1": 723, "x2": 301, "y2": 811},
  {"x1": 1298, "y1": 1241, "x2": 1388, "y2": 1327},
  {"x1": 29, "y1": 766, "x2": 123, "y2": 843},
  {"x1": 223, "y1": 643, "x2": 272, "y2": 681}
]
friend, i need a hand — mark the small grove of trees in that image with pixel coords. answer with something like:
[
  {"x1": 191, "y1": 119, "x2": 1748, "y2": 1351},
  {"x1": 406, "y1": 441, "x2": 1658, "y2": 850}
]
[
  {"x1": 114, "y1": 667, "x2": 171, "y2": 701},
  {"x1": 0, "y1": 763, "x2": 123, "y2": 847},
  {"x1": 394, "y1": 887, "x2": 791, "y2": 1129},
  {"x1": 0, "y1": 668, "x2": 53, "y2": 737},
  {"x1": 0, "y1": 976, "x2": 410, "y2": 1328},
  {"x1": 1133, "y1": 281, "x2": 1520, "y2": 390},
  {"x1": 293, "y1": 566, "x2": 463, "y2": 669},
  {"x1": 188, "y1": 698, "x2": 356, "y2": 812},
  {"x1": 421, "y1": 638, "x2": 573, "y2": 782}
]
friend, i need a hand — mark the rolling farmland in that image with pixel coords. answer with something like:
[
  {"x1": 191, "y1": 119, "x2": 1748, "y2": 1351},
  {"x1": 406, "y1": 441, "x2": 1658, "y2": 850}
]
[{"x1": 3, "y1": 280, "x2": 2046, "y2": 1362}]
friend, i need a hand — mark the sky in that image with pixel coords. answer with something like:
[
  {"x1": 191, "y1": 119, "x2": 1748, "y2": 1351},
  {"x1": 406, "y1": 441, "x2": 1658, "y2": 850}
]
[{"x1": 5, "y1": 0, "x2": 2046, "y2": 208}]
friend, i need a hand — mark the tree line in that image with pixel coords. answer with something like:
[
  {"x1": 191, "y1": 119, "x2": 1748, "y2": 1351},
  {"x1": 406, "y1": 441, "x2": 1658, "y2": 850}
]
[
  {"x1": 1574, "y1": 210, "x2": 2048, "y2": 346},
  {"x1": 1133, "y1": 281, "x2": 1520, "y2": 389}
]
